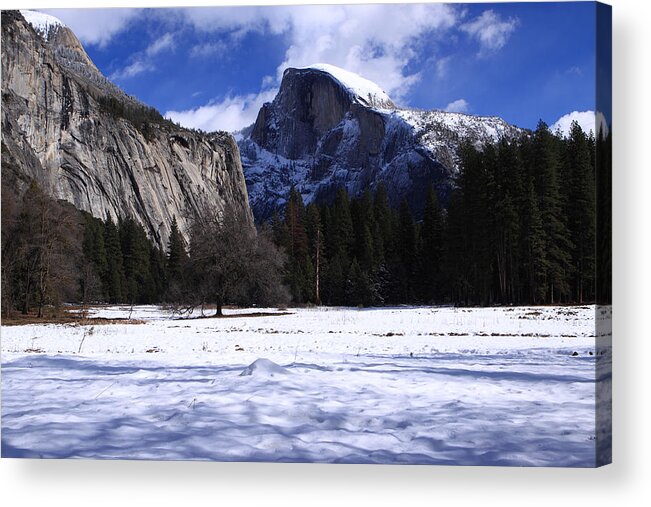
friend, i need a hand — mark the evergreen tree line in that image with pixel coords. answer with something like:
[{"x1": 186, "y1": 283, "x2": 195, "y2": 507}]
[
  {"x1": 1, "y1": 120, "x2": 609, "y2": 317},
  {"x1": 1, "y1": 181, "x2": 170, "y2": 316},
  {"x1": 270, "y1": 120, "x2": 608, "y2": 307},
  {"x1": 78, "y1": 212, "x2": 167, "y2": 305},
  {"x1": 96, "y1": 95, "x2": 175, "y2": 141},
  {"x1": 2, "y1": 184, "x2": 288, "y2": 317}
]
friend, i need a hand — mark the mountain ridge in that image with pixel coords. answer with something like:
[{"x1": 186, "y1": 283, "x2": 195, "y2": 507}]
[
  {"x1": 238, "y1": 63, "x2": 525, "y2": 221},
  {"x1": 2, "y1": 10, "x2": 252, "y2": 247}
]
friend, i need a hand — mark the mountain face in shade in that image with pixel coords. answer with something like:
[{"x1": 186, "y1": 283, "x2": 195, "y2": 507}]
[
  {"x1": 2, "y1": 10, "x2": 252, "y2": 246},
  {"x1": 238, "y1": 64, "x2": 524, "y2": 222}
]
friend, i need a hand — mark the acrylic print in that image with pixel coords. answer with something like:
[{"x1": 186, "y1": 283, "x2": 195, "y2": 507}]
[{"x1": 1, "y1": 2, "x2": 611, "y2": 466}]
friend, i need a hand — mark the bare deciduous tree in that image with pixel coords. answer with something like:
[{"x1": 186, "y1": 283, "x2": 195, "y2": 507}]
[
  {"x1": 186, "y1": 203, "x2": 288, "y2": 316},
  {"x1": 2, "y1": 182, "x2": 81, "y2": 317}
]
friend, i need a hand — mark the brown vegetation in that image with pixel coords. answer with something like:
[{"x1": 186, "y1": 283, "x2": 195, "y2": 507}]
[{"x1": 1, "y1": 309, "x2": 145, "y2": 326}]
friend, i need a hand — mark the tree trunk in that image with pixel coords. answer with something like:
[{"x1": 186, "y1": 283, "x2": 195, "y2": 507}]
[
  {"x1": 22, "y1": 284, "x2": 30, "y2": 315},
  {"x1": 315, "y1": 228, "x2": 321, "y2": 304}
]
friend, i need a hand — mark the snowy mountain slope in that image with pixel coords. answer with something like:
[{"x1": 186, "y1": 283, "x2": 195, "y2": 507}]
[
  {"x1": 19, "y1": 9, "x2": 65, "y2": 40},
  {"x1": 395, "y1": 108, "x2": 522, "y2": 172},
  {"x1": 239, "y1": 64, "x2": 525, "y2": 221},
  {"x1": 19, "y1": 10, "x2": 142, "y2": 109},
  {"x1": 298, "y1": 63, "x2": 395, "y2": 110}
]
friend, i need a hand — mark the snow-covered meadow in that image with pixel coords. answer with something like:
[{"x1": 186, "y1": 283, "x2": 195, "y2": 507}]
[{"x1": 1, "y1": 305, "x2": 611, "y2": 466}]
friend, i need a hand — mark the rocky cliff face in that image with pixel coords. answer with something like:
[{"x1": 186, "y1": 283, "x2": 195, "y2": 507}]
[
  {"x1": 239, "y1": 64, "x2": 524, "y2": 221},
  {"x1": 1, "y1": 10, "x2": 252, "y2": 246}
]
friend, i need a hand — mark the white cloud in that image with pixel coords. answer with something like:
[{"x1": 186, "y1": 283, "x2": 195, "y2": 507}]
[
  {"x1": 261, "y1": 75, "x2": 276, "y2": 88},
  {"x1": 461, "y1": 9, "x2": 518, "y2": 55},
  {"x1": 165, "y1": 89, "x2": 278, "y2": 133},
  {"x1": 180, "y1": 6, "x2": 291, "y2": 36},
  {"x1": 110, "y1": 31, "x2": 175, "y2": 81},
  {"x1": 146, "y1": 33, "x2": 175, "y2": 56},
  {"x1": 190, "y1": 41, "x2": 228, "y2": 58},
  {"x1": 550, "y1": 110, "x2": 610, "y2": 138},
  {"x1": 41, "y1": 8, "x2": 140, "y2": 48},
  {"x1": 109, "y1": 60, "x2": 153, "y2": 81},
  {"x1": 180, "y1": 4, "x2": 458, "y2": 103},
  {"x1": 170, "y1": 4, "x2": 459, "y2": 131},
  {"x1": 566, "y1": 66, "x2": 583, "y2": 76},
  {"x1": 445, "y1": 99, "x2": 470, "y2": 113},
  {"x1": 435, "y1": 56, "x2": 452, "y2": 79}
]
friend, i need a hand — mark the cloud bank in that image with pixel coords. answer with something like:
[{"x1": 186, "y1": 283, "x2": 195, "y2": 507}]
[
  {"x1": 551, "y1": 110, "x2": 610, "y2": 138},
  {"x1": 110, "y1": 32, "x2": 176, "y2": 81},
  {"x1": 461, "y1": 10, "x2": 519, "y2": 56},
  {"x1": 42, "y1": 8, "x2": 140, "y2": 48},
  {"x1": 166, "y1": 89, "x2": 277, "y2": 133},
  {"x1": 170, "y1": 4, "x2": 465, "y2": 131},
  {"x1": 48, "y1": 5, "x2": 521, "y2": 132},
  {"x1": 445, "y1": 99, "x2": 470, "y2": 113}
]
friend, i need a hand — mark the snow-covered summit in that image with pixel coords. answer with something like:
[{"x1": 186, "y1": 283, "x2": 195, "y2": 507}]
[
  {"x1": 297, "y1": 63, "x2": 395, "y2": 110},
  {"x1": 20, "y1": 10, "x2": 65, "y2": 40},
  {"x1": 241, "y1": 63, "x2": 525, "y2": 221},
  {"x1": 396, "y1": 108, "x2": 523, "y2": 152}
]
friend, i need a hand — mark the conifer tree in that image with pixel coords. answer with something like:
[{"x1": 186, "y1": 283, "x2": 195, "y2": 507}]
[
  {"x1": 319, "y1": 204, "x2": 332, "y2": 258},
  {"x1": 443, "y1": 190, "x2": 470, "y2": 304},
  {"x1": 373, "y1": 182, "x2": 393, "y2": 261},
  {"x1": 323, "y1": 253, "x2": 345, "y2": 305},
  {"x1": 80, "y1": 213, "x2": 108, "y2": 302},
  {"x1": 346, "y1": 258, "x2": 372, "y2": 306},
  {"x1": 456, "y1": 141, "x2": 493, "y2": 304},
  {"x1": 283, "y1": 189, "x2": 312, "y2": 303},
  {"x1": 271, "y1": 211, "x2": 289, "y2": 249},
  {"x1": 529, "y1": 121, "x2": 572, "y2": 303},
  {"x1": 103, "y1": 216, "x2": 125, "y2": 303},
  {"x1": 285, "y1": 188, "x2": 308, "y2": 260},
  {"x1": 596, "y1": 130, "x2": 612, "y2": 304},
  {"x1": 351, "y1": 190, "x2": 376, "y2": 272},
  {"x1": 397, "y1": 199, "x2": 417, "y2": 302},
  {"x1": 304, "y1": 203, "x2": 323, "y2": 303},
  {"x1": 331, "y1": 187, "x2": 354, "y2": 263},
  {"x1": 518, "y1": 173, "x2": 547, "y2": 303},
  {"x1": 564, "y1": 121, "x2": 596, "y2": 303},
  {"x1": 166, "y1": 216, "x2": 187, "y2": 282},
  {"x1": 420, "y1": 185, "x2": 444, "y2": 302},
  {"x1": 493, "y1": 139, "x2": 523, "y2": 304},
  {"x1": 119, "y1": 217, "x2": 154, "y2": 304},
  {"x1": 149, "y1": 244, "x2": 167, "y2": 300}
]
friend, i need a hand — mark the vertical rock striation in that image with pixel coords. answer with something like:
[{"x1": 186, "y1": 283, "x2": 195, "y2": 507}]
[{"x1": 1, "y1": 10, "x2": 252, "y2": 246}]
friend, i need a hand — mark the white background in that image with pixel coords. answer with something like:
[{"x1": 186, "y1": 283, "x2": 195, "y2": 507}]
[{"x1": 1, "y1": 0, "x2": 649, "y2": 505}]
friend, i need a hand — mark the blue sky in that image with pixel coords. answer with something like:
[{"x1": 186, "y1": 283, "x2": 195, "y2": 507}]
[{"x1": 39, "y1": 2, "x2": 600, "y2": 133}]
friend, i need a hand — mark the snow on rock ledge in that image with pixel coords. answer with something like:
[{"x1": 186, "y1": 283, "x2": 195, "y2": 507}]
[
  {"x1": 298, "y1": 63, "x2": 395, "y2": 110},
  {"x1": 20, "y1": 10, "x2": 65, "y2": 40}
]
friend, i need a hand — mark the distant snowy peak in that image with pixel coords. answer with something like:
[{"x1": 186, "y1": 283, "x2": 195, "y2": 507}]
[
  {"x1": 296, "y1": 63, "x2": 395, "y2": 110},
  {"x1": 241, "y1": 62, "x2": 526, "y2": 222},
  {"x1": 20, "y1": 10, "x2": 65, "y2": 41},
  {"x1": 397, "y1": 109, "x2": 523, "y2": 148}
]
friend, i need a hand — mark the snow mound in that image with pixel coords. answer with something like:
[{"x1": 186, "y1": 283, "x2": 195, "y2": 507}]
[
  {"x1": 300, "y1": 63, "x2": 395, "y2": 109},
  {"x1": 239, "y1": 358, "x2": 289, "y2": 378},
  {"x1": 20, "y1": 10, "x2": 66, "y2": 40}
]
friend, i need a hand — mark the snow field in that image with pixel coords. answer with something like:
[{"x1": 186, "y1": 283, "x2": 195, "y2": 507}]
[{"x1": 1, "y1": 305, "x2": 611, "y2": 465}]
